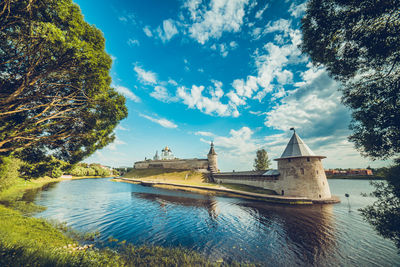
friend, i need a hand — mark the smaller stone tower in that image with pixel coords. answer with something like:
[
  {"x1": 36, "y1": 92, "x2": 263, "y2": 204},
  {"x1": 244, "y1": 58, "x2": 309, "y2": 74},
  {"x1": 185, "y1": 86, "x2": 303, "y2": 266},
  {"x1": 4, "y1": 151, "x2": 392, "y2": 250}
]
[
  {"x1": 275, "y1": 129, "x2": 332, "y2": 199},
  {"x1": 208, "y1": 142, "x2": 218, "y2": 174}
]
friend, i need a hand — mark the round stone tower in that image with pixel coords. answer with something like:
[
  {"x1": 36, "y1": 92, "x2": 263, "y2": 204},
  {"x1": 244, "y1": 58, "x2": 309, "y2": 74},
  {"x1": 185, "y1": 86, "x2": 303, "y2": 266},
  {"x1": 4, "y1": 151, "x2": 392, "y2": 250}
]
[
  {"x1": 207, "y1": 142, "x2": 218, "y2": 174},
  {"x1": 274, "y1": 130, "x2": 332, "y2": 200}
]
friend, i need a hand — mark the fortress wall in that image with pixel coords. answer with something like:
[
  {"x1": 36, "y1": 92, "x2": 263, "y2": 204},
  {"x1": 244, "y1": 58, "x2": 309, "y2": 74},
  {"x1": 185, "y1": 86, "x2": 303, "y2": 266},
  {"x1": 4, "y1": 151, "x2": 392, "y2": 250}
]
[
  {"x1": 277, "y1": 157, "x2": 331, "y2": 199},
  {"x1": 213, "y1": 175, "x2": 281, "y2": 194},
  {"x1": 134, "y1": 159, "x2": 209, "y2": 170}
]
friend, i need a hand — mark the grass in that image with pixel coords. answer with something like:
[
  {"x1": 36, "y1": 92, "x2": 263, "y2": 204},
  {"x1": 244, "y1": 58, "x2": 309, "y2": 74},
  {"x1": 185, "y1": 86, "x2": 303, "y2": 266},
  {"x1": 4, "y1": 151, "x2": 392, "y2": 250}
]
[
  {"x1": 0, "y1": 176, "x2": 249, "y2": 266},
  {"x1": 221, "y1": 183, "x2": 278, "y2": 195},
  {"x1": 123, "y1": 169, "x2": 217, "y2": 187}
]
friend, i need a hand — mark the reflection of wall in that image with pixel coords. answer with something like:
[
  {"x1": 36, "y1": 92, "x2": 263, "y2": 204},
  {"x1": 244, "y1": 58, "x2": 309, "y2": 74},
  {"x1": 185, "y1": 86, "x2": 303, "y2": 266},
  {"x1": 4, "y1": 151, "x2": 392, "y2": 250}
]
[
  {"x1": 134, "y1": 159, "x2": 209, "y2": 170},
  {"x1": 241, "y1": 202, "x2": 337, "y2": 266},
  {"x1": 133, "y1": 192, "x2": 218, "y2": 219}
]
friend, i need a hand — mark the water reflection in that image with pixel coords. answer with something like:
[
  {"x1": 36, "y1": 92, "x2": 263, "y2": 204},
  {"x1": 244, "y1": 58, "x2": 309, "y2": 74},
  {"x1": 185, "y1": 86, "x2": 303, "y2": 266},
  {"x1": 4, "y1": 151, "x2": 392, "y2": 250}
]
[
  {"x1": 133, "y1": 192, "x2": 219, "y2": 220},
  {"x1": 32, "y1": 178, "x2": 400, "y2": 266},
  {"x1": 241, "y1": 202, "x2": 337, "y2": 266}
]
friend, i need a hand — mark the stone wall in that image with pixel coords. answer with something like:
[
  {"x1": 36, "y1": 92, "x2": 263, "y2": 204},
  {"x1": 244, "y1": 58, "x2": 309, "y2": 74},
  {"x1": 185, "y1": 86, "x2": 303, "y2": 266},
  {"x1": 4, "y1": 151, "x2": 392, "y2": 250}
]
[
  {"x1": 213, "y1": 174, "x2": 281, "y2": 194},
  {"x1": 277, "y1": 157, "x2": 331, "y2": 199},
  {"x1": 213, "y1": 157, "x2": 332, "y2": 200},
  {"x1": 134, "y1": 159, "x2": 209, "y2": 170}
]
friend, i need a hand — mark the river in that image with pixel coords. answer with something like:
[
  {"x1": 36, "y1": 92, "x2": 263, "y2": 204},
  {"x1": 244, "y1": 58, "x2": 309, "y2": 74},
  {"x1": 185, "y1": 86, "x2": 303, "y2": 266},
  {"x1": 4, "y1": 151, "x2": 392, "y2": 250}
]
[{"x1": 33, "y1": 178, "x2": 400, "y2": 266}]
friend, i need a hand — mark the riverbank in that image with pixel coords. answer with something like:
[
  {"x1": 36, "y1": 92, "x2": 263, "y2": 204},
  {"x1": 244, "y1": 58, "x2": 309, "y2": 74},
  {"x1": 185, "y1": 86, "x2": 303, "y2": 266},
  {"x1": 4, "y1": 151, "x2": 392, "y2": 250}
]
[
  {"x1": 0, "y1": 177, "x2": 223, "y2": 266},
  {"x1": 114, "y1": 177, "x2": 340, "y2": 205},
  {"x1": 327, "y1": 175, "x2": 384, "y2": 180}
]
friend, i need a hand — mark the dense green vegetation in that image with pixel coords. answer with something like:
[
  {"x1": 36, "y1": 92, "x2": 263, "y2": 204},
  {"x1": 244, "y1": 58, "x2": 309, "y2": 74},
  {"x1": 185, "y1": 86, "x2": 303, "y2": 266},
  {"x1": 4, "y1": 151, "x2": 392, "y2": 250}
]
[
  {"x1": 0, "y1": 0, "x2": 127, "y2": 163},
  {"x1": 302, "y1": 0, "x2": 400, "y2": 249}
]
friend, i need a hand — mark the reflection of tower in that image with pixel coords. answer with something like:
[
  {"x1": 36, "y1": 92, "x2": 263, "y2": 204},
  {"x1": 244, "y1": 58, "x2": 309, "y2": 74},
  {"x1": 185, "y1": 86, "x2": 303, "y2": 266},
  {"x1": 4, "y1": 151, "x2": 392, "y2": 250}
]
[
  {"x1": 208, "y1": 142, "x2": 218, "y2": 174},
  {"x1": 275, "y1": 129, "x2": 332, "y2": 199}
]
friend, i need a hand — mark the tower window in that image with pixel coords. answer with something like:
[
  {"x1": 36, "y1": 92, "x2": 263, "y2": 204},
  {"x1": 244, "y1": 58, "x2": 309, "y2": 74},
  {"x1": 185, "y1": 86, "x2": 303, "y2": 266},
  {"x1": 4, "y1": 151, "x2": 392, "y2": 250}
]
[
  {"x1": 307, "y1": 157, "x2": 310, "y2": 162},
  {"x1": 301, "y1": 168, "x2": 304, "y2": 174},
  {"x1": 316, "y1": 170, "x2": 319, "y2": 174}
]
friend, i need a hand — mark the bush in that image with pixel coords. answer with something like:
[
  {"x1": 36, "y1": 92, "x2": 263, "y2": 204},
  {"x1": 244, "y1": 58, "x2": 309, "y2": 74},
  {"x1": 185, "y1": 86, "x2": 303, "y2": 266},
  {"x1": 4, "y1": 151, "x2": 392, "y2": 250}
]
[{"x1": 0, "y1": 157, "x2": 22, "y2": 191}]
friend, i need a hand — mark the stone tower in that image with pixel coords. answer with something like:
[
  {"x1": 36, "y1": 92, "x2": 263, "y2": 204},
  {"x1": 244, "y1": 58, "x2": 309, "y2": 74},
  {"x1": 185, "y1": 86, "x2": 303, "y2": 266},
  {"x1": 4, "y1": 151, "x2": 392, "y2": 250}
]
[
  {"x1": 274, "y1": 130, "x2": 332, "y2": 199},
  {"x1": 208, "y1": 142, "x2": 218, "y2": 174}
]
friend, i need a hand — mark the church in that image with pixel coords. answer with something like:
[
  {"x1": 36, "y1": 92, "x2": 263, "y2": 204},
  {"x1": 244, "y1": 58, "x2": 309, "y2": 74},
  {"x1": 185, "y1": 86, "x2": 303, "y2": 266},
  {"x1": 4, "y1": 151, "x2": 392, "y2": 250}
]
[{"x1": 133, "y1": 143, "x2": 218, "y2": 173}]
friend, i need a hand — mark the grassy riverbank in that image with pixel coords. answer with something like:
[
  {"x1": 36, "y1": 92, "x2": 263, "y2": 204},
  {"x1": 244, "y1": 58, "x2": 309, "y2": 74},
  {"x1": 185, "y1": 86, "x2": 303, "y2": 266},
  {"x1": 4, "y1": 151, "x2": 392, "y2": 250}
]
[{"x1": 0, "y1": 177, "x2": 233, "y2": 266}]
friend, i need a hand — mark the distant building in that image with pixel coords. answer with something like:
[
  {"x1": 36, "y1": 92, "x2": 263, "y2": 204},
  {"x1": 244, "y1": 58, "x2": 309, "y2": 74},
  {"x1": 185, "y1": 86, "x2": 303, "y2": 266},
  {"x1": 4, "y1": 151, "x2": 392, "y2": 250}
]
[
  {"x1": 325, "y1": 168, "x2": 373, "y2": 176},
  {"x1": 134, "y1": 143, "x2": 218, "y2": 173}
]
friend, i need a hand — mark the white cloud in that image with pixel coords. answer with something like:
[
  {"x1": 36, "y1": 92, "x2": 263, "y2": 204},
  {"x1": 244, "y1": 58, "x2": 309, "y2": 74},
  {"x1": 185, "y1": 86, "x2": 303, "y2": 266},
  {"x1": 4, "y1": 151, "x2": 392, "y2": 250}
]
[
  {"x1": 127, "y1": 38, "x2": 140, "y2": 46},
  {"x1": 143, "y1": 26, "x2": 153, "y2": 37},
  {"x1": 232, "y1": 75, "x2": 258, "y2": 98},
  {"x1": 263, "y1": 18, "x2": 291, "y2": 35},
  {"x1": 229, "y1": 41, "x2": 239, "y2": 49},
  {"x1": 255, "y1": 3, "x2": 268, "y2": 19},
  {"x1": 168, "y1": 79, "x2": 178, "y2": 86},
  {"x1": 140, "y1": 114, "x2": 178, "y2": 129},
  {"x1": 186, "y1": 0, "x2": 249, "y2": 44},
  {"x1": 289, "y1": 2, "x2": 307, "y2": 18},
  {"x1": 107, "y1": 136, "x2": 126, "y2": 151},
  {"x1": 134, "y1": 65, "x2": 157, "y2": 85},
  {"x1": 249, "y1": 25, "x2": 305, "y2": 101},
  {"x1": 226, "y1": 91, "x2": 246, "y2": 106},
  {"x1": 199, "y1": 126, "x2": 262, "y2": 170},
  {"x1": 114, "y1": 85, "x2": 140, "y2": 102},
  {"x1": 177, "y1": 84, "x2": 240, "y2": 117},
  {"x1": 118, "y1": 13, "x2": 136, "y2": 24},
  {"x1": 150, "y1": 86, "x2": 178, "y2": 103},
  {"x1": 157, "y1": 19, "x2": 179, "y2": 43},
  {"x1": 195, "y1": 131, "x2": 214, "y2": 137}
]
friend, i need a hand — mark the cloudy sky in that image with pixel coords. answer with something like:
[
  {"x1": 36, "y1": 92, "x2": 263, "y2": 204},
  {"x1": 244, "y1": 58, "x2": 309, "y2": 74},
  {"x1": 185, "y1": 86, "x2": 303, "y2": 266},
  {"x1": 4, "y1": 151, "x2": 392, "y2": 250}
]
[{"x1": 77, "y1": 0, "x2": 386, "y2": 171}]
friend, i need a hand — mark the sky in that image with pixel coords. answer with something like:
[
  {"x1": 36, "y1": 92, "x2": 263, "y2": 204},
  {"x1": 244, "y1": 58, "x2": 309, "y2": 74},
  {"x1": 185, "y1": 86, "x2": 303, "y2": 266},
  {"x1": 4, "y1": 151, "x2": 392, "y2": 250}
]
[{"x1": 76, "y1": 0, "x2": 387, "y2": 171}]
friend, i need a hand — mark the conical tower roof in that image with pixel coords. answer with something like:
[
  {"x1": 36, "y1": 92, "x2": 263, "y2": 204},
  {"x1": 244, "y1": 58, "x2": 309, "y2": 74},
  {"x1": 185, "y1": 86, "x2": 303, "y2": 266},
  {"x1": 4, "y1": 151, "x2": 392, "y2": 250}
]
[
  {"x1": 276, "y1": 131, "x2": 325, "y2": 160},
  {"x1": 208, "y1": 142, "x2": 217, "y2": 155}
]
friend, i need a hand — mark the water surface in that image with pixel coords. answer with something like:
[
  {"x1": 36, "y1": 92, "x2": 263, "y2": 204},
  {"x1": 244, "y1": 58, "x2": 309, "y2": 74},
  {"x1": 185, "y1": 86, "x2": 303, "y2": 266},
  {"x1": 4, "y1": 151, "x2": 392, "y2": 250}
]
[{"x1": 34, "y1": 178, "x2": 400, "y2": 266}]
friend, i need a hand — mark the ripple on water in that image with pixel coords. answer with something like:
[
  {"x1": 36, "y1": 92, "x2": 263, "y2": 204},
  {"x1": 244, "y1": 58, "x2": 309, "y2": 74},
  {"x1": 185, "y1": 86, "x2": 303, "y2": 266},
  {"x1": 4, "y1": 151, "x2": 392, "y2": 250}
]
[{"x1": 33, "y1": 178, "x2": 400, "y2": 266}]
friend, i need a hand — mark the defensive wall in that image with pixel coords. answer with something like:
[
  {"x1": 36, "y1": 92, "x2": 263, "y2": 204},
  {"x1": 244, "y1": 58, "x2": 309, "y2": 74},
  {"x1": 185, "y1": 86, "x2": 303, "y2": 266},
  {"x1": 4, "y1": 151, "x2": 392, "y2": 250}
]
[
  {"x1": 213, "y1": 131, "x2": 334, "y2": 201},
  {"x1": 134, "y1": 158, "x2": 209, "y2": 171}
]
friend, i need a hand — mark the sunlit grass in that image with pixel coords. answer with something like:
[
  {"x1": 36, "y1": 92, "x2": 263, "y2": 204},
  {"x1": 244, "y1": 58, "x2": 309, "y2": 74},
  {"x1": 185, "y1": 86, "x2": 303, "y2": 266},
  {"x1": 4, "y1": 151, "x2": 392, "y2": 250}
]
[{"x1": 0, "y1": 176, "x2": 241, "y2": 266}]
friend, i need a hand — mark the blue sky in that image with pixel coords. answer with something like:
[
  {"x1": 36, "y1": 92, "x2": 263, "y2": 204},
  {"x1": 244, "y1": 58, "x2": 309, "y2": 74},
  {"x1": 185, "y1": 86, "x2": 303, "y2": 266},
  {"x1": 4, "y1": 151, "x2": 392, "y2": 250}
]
[{"x1": 77, "y1": 0, "x2": 386, "y2": 171}]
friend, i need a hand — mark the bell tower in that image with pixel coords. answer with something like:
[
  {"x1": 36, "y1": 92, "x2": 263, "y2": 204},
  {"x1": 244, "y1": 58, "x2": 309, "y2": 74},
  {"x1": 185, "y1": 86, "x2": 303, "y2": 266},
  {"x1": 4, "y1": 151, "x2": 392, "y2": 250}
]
[{"x1": 207, "y1": 142, "x2": 218, "y2": 174}]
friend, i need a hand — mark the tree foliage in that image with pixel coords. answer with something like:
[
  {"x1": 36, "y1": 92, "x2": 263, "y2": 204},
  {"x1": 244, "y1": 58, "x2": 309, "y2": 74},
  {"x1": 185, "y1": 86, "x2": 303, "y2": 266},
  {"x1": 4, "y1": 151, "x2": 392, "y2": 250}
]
[
  {"x1": 253, "y1": 149, "x2": 271, "y2": 171},
  {"x1": 0, "y1": 156, "x2": 22, "y2": 191},
  {"x1": 0, "y1": 0, "x2": 127, "y2": 163},
  {"x1": 301, "y1": 0, "x2": 400, "y2": 250},
  {"x1": 301, "y1": 0, "x2": 400, "y2": 159},
  {"x1": 360, "y1": 161, "x2": 400, "y2": 249}
]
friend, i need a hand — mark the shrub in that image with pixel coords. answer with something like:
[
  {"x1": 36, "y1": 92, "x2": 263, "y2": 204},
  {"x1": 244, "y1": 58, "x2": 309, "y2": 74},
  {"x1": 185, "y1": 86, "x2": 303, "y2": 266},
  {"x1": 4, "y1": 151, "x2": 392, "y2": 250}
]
[{"x1": 0, "y1": 157, "x2": 22, "y2": 191}]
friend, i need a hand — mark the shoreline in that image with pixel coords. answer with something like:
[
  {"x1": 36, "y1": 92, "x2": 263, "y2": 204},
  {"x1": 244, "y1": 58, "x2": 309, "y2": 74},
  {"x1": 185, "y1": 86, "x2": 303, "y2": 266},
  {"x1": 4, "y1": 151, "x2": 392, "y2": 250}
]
[
  {"x1": 0, "y1": 176, "x2": 216, "y2": 266},
  {"x1": 113, "y1": 177, "x2": 340, "y2": 205}
]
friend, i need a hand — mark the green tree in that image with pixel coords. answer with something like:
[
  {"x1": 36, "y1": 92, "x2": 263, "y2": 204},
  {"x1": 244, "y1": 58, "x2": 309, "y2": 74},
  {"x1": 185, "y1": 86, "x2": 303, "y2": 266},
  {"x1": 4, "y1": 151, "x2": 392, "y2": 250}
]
[
  {"x1": 360, "y1": 161, "x2": 400, "y2": 249},
  {"x1": 0, "y1": 156, "x2": 22, "y2": 191},
  {"x1": 0, "y1": 0, "x2": 127, "y2": 164},
  {"x1": 301, "y1": 0, "x2": 400, "y2": 159},
  {"x1": 301, "y1": 0, "x2": 400, "y2": 249},
  {"x1": 253, "y1": 149, "x2": 271, "y2": 171}
]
